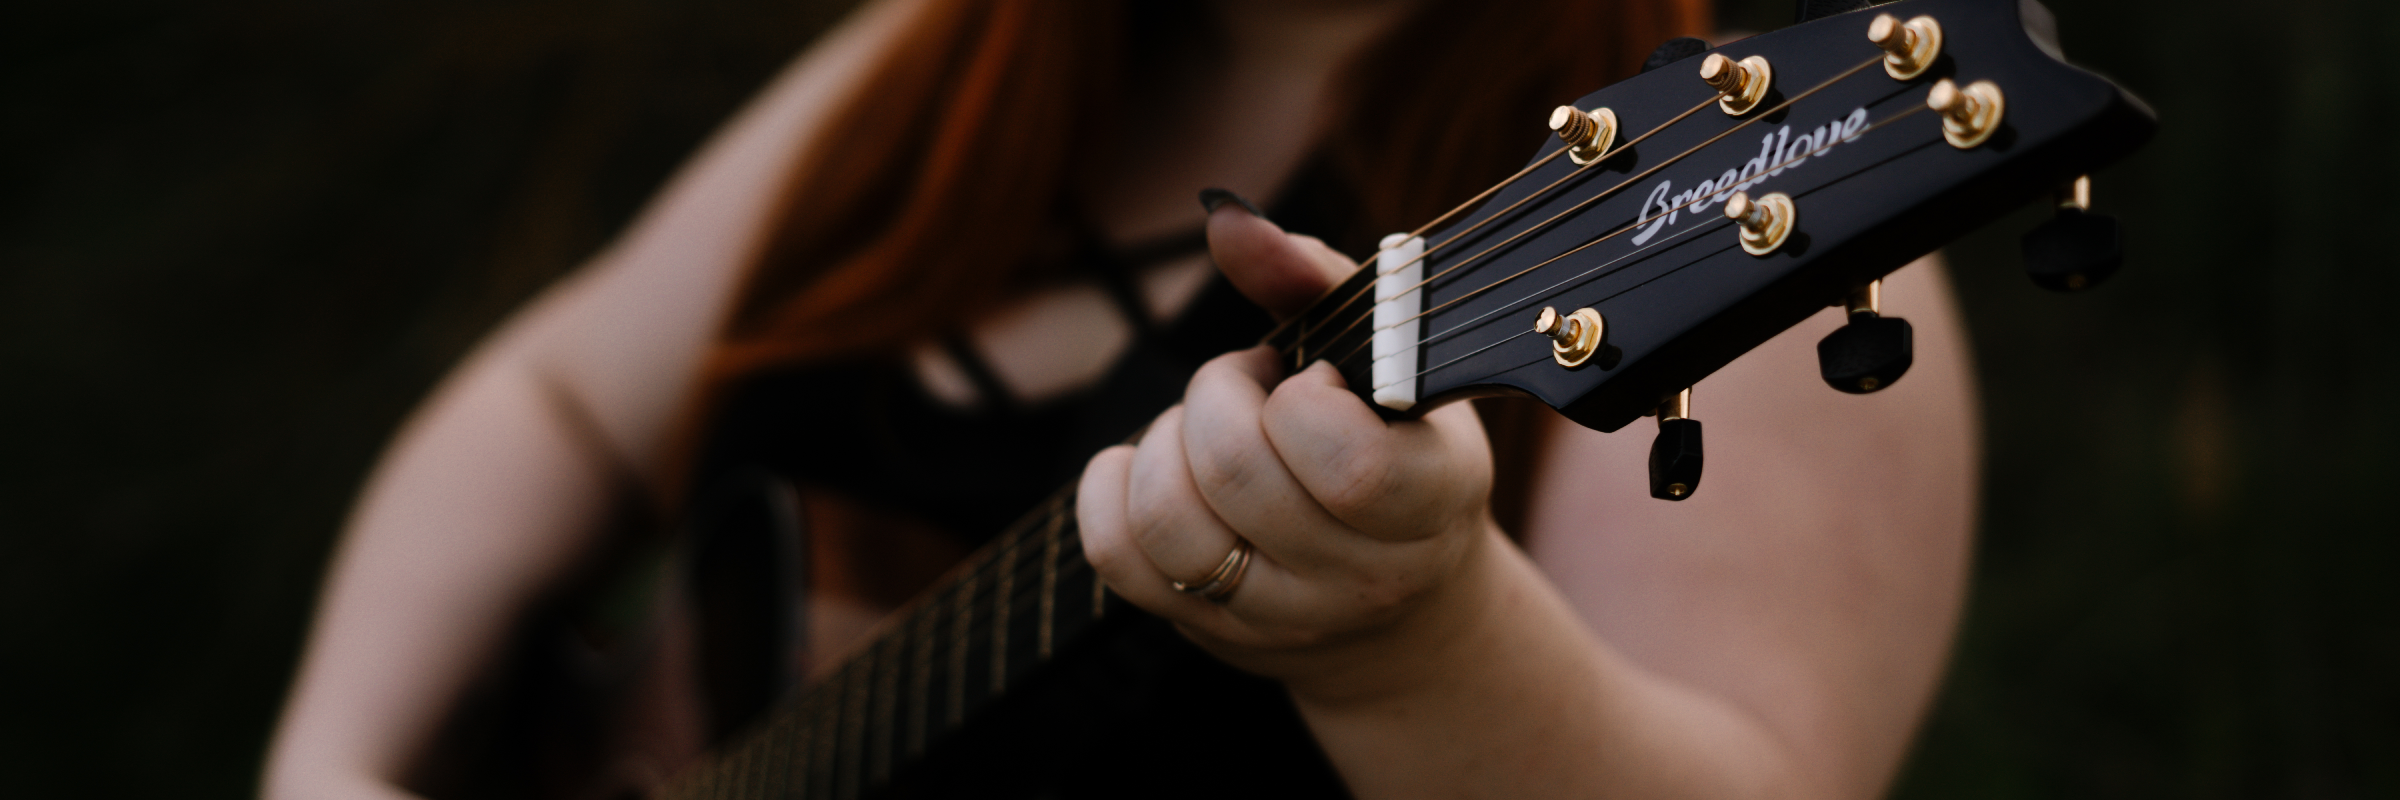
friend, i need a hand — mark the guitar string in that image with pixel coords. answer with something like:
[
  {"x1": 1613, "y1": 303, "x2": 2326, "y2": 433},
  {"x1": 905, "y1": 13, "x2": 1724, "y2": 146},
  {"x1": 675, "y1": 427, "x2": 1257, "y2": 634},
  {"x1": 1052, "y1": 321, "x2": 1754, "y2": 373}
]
[
  {"x1": 1378, "y1": 218, "x2": 1729, "y2": 391},
  {"x1": 1356, "y1": 100, "x2": 1937, "y2": 382},
  {"x1": 1257, "y1": 139, "x2": 1574, "y2": 348},
  {"x1": 761, "y1": 499, "x2": 1083, "y2": 750},
  {"x1": 1301, "y1": 54, "x2": 1888, "y2": 361},
  {"x1": 1280, "y1": 93, "x2": 1724, "y2": 353},
  {"x1": 735, "y1": 530, "x2": 1101, "y2": 800}
]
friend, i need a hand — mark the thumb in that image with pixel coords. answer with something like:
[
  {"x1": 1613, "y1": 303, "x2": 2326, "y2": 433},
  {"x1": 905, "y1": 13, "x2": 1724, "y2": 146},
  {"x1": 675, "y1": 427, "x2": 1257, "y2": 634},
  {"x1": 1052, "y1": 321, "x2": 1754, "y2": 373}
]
[{"x1": 1200, "y1": 188, "x2": 1357, "y2": 322}]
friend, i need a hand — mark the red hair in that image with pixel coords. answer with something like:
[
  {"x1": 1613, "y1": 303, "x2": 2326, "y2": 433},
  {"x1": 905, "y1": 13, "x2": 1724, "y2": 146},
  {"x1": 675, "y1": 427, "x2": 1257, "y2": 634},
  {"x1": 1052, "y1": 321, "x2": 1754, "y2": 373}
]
[{"x1": 677, "y1": 0, "x2": 1710, "y2": 509}]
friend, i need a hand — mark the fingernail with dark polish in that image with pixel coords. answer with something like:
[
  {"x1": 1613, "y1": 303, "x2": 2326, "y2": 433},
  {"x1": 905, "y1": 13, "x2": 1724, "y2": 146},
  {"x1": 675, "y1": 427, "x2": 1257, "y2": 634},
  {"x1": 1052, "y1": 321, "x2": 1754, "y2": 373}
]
[{"x1": 1198, "y1": 187, "x2": 1265, "y2": 218}]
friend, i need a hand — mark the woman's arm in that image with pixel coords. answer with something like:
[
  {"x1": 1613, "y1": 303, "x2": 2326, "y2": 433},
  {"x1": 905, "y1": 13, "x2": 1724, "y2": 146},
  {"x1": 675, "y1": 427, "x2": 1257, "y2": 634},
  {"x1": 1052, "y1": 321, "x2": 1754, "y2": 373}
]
[
  {"x1": 260, "y1": 2, "x2": 920, "y2": 796},
  {"x1": 1079, "y1": 205, "x2": 1976, "y2": 799}
]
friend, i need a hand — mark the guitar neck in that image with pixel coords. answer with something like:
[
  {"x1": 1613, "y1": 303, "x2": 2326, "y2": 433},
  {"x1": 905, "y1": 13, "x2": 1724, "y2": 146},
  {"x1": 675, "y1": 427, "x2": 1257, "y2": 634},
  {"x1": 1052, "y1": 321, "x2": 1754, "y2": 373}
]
[{"x1": 660, "y1": 485, "x2": 1119, "y2": 800}]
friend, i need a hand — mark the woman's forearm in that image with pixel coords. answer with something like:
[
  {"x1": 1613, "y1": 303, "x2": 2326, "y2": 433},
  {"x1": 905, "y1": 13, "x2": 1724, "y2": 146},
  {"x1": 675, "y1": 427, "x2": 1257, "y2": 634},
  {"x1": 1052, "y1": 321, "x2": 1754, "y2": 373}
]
[{"x1": 1291, "y1": 530, "x2": 1803, "y2": 800}]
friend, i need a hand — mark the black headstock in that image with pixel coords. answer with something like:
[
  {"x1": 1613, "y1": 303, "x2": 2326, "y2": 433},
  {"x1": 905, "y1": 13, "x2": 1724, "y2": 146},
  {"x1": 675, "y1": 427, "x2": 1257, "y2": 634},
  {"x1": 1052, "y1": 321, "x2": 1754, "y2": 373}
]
[{"x1": 1268, "y1": 0, "x2": 2152, "y2": 438}]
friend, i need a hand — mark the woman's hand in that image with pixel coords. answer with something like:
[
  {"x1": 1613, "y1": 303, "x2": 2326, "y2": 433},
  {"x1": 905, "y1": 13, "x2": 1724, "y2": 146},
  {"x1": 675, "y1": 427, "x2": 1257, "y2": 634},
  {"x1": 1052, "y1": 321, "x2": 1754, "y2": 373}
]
[{"x1": 1075, "y1": 199, "x2": 1507, "y2": 702}]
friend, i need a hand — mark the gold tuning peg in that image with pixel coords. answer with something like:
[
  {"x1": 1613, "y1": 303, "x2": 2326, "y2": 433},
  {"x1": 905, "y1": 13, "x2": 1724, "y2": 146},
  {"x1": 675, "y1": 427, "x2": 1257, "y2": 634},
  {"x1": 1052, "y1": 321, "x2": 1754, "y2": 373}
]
[
  {"x1": 1534, "y1": 306, "x2": 1606, "y2": 368},
  {"x1": 1867, "y1": 14, "x2": 1943, "y2": 80},
  {"x1": 1724, "y1": 191, "x2": 1796, "y2": 256},
  {"x1": 1927, "y1": 78, "x2": 2004, "y2": 149},
  {"x1": 1548, "y1": 105, "x2": 1619, "y2": 165},
  {"x1": 1699, "y1": 53, "x2": 1773, "y2": 116}
]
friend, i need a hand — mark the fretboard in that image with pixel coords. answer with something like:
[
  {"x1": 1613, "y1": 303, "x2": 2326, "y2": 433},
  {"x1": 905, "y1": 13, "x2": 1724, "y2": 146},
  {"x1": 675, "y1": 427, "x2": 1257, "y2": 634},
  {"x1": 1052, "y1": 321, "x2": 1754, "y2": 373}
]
[{"x1": 656, "y1": 484, "x2": 1120, "y2": 800}]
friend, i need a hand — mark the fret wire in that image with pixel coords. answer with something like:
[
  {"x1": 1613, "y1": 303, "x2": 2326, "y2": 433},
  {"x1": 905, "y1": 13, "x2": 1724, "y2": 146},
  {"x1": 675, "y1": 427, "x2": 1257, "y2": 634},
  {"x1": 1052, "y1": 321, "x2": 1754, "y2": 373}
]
[
  {"x1": 755, "y1": 725, "x2": 778, "y2": 800},
  {"x1": 842, "y1": 646, "x2": 872, "y2": 800},
  {"x1": 907, "y1": 594, "x2": 937, "y2": 757},
  {"x1": 732, "y1": 733, "x2": 755, "y2": 800},
  {"x1": 947, "y1": 570, "x2": 974, "y2": 728},
  {"x1": 1037, "y1": 498, "x2": 1064, "y2": 660},
  {"x1": 990, "y1": 522, "x2": 1018, "y2": 693},
  {"x1": 678, "y1": 491, "x2": 1095, "y2": 800},
  {"x1": 870, "y1": 633, "x2": 900, "y2": 789},
  {"x1": 721, "y1": 742, "x2": 743, "y2": 800},
  {"x1": 864, "y1": 490, "x2": 1067, "y2": 636},
  {"x1": 745, "y1": 528, "x2": 1097, "y2": 800},
  {"x1": 754, "y1": 728, "x2": 780, "y2": 800},
  {"x1": 811, "y1": 682, "x2": 838, "y2": 800},
  {"x1": 761, "y1": 713, "x2": 793, "y2": 800},
  {"x1": 680, "y1": 753, "x2": 714, "y2": 800},
  {"x1": 801, "y1": 706, "x2": 820, "y2": 797}
]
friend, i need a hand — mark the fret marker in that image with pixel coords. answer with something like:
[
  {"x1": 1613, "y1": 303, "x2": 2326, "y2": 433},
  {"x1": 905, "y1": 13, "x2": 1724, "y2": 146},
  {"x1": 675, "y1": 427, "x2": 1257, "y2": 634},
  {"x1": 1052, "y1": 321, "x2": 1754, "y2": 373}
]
[{"x1": 1369, "y1": 233, "x2": 1426, "y2": 411}]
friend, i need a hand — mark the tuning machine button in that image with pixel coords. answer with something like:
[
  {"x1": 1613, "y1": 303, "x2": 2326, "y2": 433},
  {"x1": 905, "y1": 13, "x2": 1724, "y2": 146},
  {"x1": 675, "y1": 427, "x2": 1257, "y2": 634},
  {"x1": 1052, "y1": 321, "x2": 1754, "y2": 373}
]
[
  {"x1": 1648, "y1": 389, "x2": 1702, "y2": 501},
  {"x1": 1534, "y1": 306, "x2": 1607, "y2": 368},
  {"x1": 1928, "y1": 78, "x2": 2004, "y2": 149},
  {"x1": 1548, "y1": 105, "x2": 1620, "y2": 166},
  {"x1": 1699, "y1": 53, "x2": 1773, "y2": 116},
  {"x1": 1725, "y1": 191, "x2": 1795, "y2": 255},
  {"x1": 1817, "y1": 280, "x2": 1913, "y2": 394},
  {"x1": 1868, "y1": 13, "x2": 1943, "y2": 80},
  {"x1": 2021, "y1": 175, "x2": 2123, "y2": 291}
]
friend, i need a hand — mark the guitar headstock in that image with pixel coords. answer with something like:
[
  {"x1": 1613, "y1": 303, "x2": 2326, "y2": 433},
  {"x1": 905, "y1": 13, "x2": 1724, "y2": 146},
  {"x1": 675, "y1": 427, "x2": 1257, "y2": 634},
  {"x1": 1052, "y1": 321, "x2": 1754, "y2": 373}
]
[{"x1": 1268, "y1": 0, "x2": 2152, "y2": 498}]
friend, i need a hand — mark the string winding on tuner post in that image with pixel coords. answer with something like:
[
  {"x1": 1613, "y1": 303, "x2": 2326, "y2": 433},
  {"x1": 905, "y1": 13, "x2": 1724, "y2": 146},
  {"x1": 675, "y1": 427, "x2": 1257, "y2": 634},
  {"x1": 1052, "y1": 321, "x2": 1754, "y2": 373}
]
[
  {"x1": 1868, "y1": 13, "x2": 1944, "y2": 80},
  {"x1": 1534, "y1": 306, "x2": 1607, "y2": 369},
  {"x1": 1928, "y1": 78, "x2": 2004, "y2": 148},
  {"x1": 1700, "y1": 53, "x2": 1775, "y2": 116},
  {"x1": 1725, "y1": 191, "x2": 1797, "y2": 255},
  {"x1": 1549, "y1": 105, "x2": 1620, "y2": 166}
]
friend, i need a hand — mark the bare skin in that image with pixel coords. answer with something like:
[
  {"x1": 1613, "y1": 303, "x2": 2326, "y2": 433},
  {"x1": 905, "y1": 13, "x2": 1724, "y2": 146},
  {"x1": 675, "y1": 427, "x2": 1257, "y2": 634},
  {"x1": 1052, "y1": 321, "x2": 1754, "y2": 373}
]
[{"x1": 264, "y1": 0, "x2": 1977, "y2": 798}]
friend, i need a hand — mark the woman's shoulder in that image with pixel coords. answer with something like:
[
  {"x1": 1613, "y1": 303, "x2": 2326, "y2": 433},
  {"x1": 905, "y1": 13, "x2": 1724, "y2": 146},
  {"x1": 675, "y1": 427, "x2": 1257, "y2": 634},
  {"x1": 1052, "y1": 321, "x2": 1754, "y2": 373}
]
[{"x1": 485, "y1": 0, "x2": 929, "y2": 477}]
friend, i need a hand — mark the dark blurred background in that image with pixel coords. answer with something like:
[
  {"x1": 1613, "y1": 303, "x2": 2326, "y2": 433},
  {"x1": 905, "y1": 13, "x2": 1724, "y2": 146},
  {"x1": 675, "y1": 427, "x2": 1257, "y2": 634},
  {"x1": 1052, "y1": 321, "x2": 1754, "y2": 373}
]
[{"x1": 2, "y1": 0, "x2": 2392, "y2": 797}]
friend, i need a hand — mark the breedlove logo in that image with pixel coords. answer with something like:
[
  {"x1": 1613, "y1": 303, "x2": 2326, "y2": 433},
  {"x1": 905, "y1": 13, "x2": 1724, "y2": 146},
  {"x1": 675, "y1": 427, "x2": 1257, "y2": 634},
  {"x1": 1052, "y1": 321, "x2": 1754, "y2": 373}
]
[{"x1": 1629, "y1": 107, "x2": 1870, "y2": 245}]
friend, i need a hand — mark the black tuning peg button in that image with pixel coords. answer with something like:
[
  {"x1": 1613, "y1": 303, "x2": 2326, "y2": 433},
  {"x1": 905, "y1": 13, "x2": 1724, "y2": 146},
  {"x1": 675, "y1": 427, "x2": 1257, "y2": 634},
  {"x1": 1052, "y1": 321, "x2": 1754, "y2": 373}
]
[
  {"x1": 1817, "y1": 281, "x2": 1913, "y2": 394},
  {"x1": 1648, "y1": 389, "x2": 1702, "y2": 501},
  {"x1": 2021, "y1": 175, "x2": 2123, "y2": 292}
]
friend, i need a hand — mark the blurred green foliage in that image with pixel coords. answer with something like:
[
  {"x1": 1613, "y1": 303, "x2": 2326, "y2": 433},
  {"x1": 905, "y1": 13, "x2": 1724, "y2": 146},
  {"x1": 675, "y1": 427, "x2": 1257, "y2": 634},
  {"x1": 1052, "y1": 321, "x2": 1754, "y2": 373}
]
[{"x1": 1, "y1": 1, "x2": 2392, "y2": 798}]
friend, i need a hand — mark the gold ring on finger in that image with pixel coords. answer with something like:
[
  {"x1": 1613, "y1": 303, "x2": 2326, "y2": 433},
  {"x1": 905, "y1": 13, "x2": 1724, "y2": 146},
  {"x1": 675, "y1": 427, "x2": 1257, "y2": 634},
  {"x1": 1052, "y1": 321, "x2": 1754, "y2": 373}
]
[{"x1": 1169, "y1": 539, "x2": 1253, "y2": 603}]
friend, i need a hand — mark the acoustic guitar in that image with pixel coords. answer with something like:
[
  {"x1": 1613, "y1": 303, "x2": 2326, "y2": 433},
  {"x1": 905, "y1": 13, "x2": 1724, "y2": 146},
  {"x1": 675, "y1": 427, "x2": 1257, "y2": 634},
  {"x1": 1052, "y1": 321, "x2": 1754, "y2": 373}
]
[{"x1": 531, "y1": 0, "x2": 2158, "y2": 796}]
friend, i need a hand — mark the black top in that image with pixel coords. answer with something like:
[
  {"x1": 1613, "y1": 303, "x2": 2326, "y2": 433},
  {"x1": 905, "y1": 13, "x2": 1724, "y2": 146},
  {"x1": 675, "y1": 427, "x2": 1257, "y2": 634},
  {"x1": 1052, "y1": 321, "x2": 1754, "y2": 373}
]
[
  {"x1": 682, "y1": 163, "x2": 1366, "y2": 798},
  {"x1": 692, "y1": 161, "x2": 1363, "y2": 547}
]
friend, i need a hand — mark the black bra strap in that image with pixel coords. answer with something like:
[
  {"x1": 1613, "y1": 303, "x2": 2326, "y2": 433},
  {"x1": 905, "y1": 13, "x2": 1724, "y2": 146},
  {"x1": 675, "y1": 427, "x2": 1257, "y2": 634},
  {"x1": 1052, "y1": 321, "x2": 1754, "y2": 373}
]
[
  {"x1": 941, "y1": 333, "x2": 1020, "y2": 412},
  {"x1": 1080, "y1": 226, "x2": 1211, "y2": 339}
]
